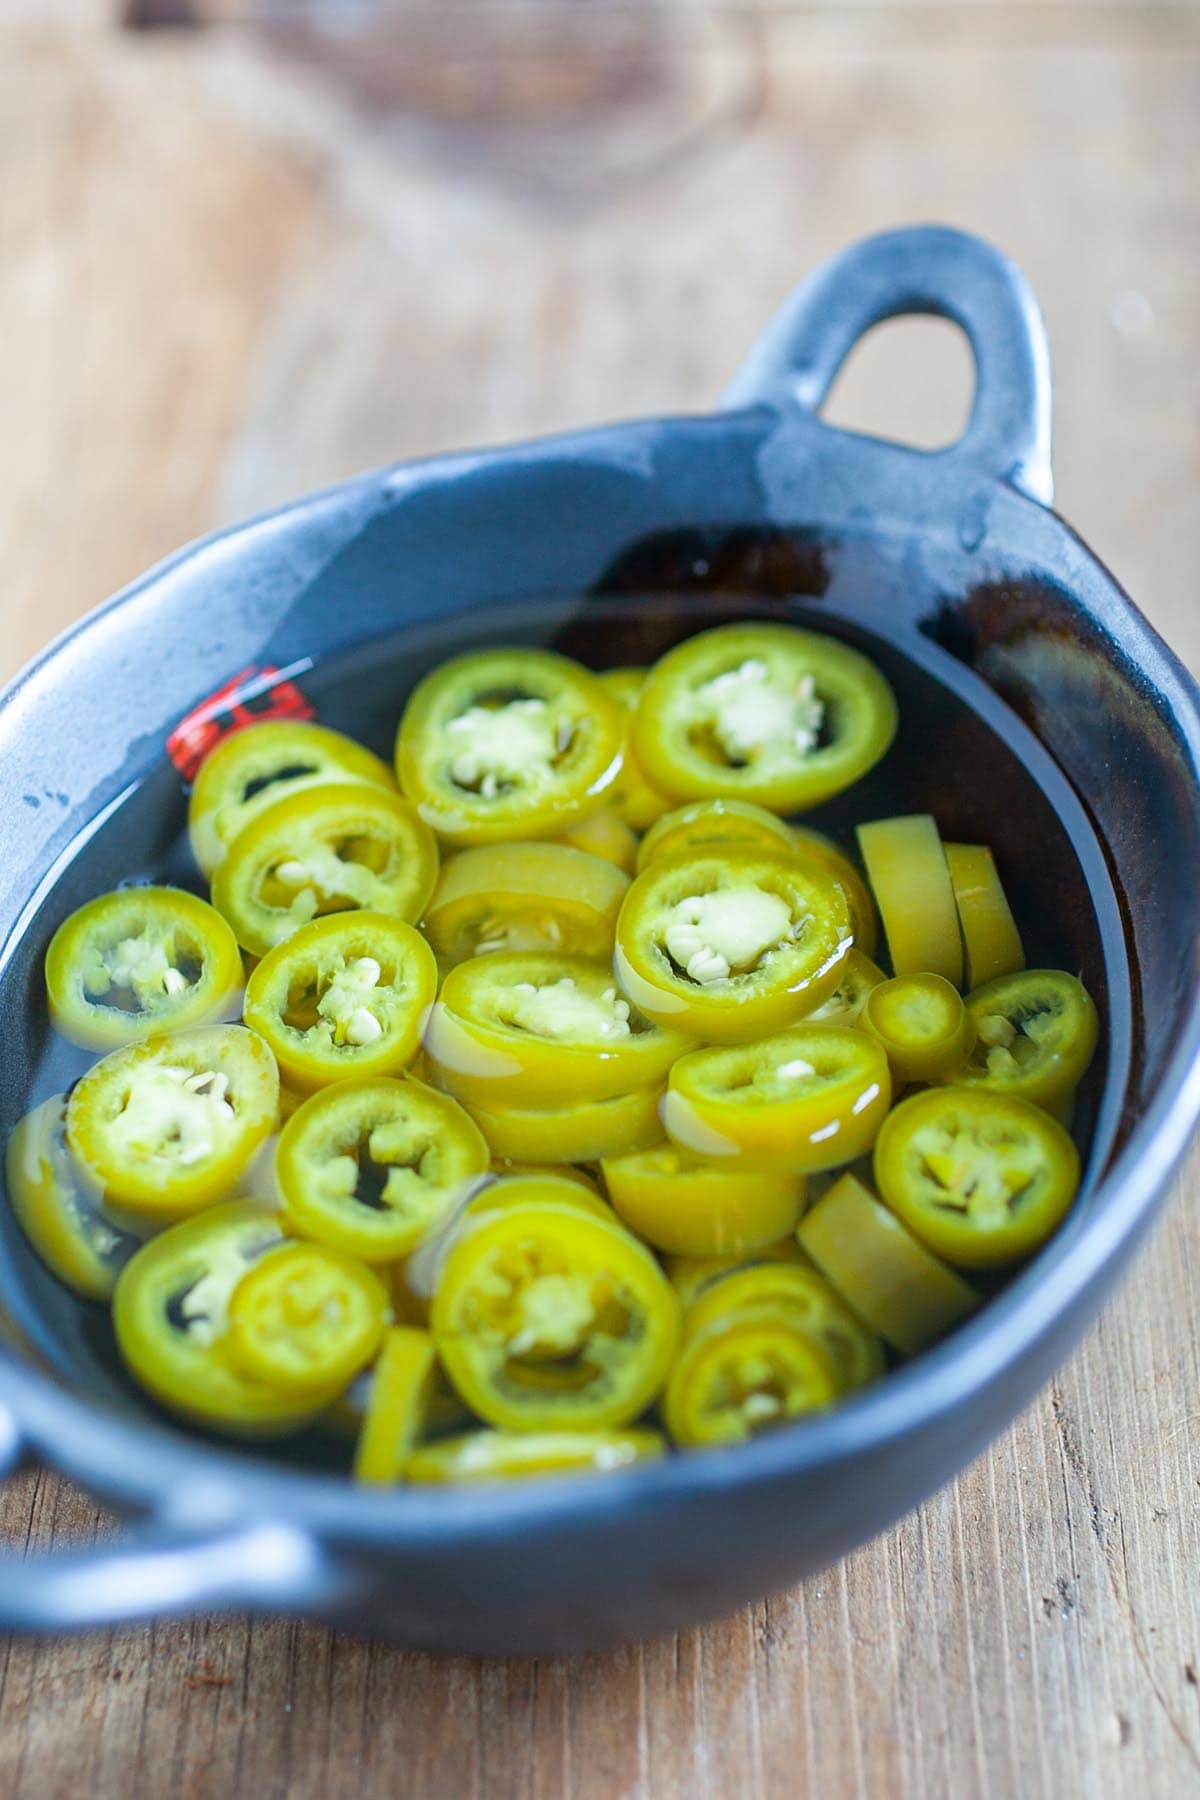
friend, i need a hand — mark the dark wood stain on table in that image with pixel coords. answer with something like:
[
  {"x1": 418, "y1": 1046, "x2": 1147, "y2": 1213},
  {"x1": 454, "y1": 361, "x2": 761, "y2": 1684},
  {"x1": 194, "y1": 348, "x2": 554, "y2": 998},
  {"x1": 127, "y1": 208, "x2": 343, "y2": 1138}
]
[{"x1": 1, "y1": 4, "x2": 1199, "y2": 1794}]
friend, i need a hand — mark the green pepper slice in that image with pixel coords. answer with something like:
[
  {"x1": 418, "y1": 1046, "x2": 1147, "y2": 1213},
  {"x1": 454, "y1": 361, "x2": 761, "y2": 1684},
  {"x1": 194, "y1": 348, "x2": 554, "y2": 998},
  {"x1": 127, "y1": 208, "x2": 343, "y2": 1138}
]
[
  {"x1": 243, "y1": 911, "x2": 437, "y2": 1092},
  {"x1": 632, "y1": 622, "x2": 897, "y2": 811},
  {"x1": 663, "y1": 1025, "x2": 891, "y2": 1173},
  {"x1": 353, "y1": 1326, "x2": 439, "y2": 1483},
  {"x1": 956, "y1": 969, "x2": 1099, "y2": 1111},
  {"x1": 636, "y1": 798, "x2": 798, "y2": 873},
  {"x1": 395, "y1": 648, "x2": 625, "y2": 846},
  {"x1": 614, "y1": 849, "x2": 851, "y2": 1043},
  {"x1": 424, "y1": 950, "x2": 692, "y2": 1108},
  {"x1": 6, "y1": 1093, "x2": 144, "y2": 1302},
  {"x1": 211, "y1": 783, "x2": 439, "y2": 958},
  {"x1": 863, "y1": 972, "x2": 976, "y2": 1084},
  {"x1": 431, "y1": 1198, "x2": 680, "y2": 1430},
  {"x1": 45, "y1": 886, "x2": 242, "y2": 1051},
  {"x1": 188, "y1": 720, "x2": 397, "y2": 877},
  {"x1": 406, "y1": 1427, "x2": 666, "y2": 1484},
  {"x1": 600, "y1": 1144, "x2": 806, "y2": 1259},
  {"x1": 873, "y1": 1086, "x2": 1081, "y2": 1268},
  {"x1": 227, "y1": 1239, "x2": 391, "y2": 1394},
  {"x1": 66, "y1": 1025, "x2": 280, "y2": 1221},
  {"x1": 423, "y1": 841, "x2": 629, "y2": 966},
  {"x1": 798, "y1": 1172, "x2": 980, "y2": 1355},
  {"x1": 663, "y1": 1305, "x2": 840, "y2": 1447},
  {"x1": 276, "y1": 1074, "x2": 490, "y2": 1263},
  {"x1": 112, "y1": 1201, "x2": 331, "y2": 1433},
  {"x1": 682, "y1": 1259, "x2": 884, "y2": 1391}
]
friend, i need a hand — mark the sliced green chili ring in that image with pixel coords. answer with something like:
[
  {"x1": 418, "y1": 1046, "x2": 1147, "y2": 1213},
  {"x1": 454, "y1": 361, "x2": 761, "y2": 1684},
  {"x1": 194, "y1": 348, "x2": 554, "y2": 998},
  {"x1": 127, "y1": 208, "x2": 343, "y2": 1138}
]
[
  {"x1": 873, "y1": 1085, "x2": 1081, "y2": 1268},
  {"x1": 6, "y1": 1093, "x2": 144, "y2": 1302},
  {"x1": 957, "y1": 969, "x2": 1099, "y2": 1111},
  {"x1": 66, "y1": 1025, "x2": 280, "y2": 1221},
  {"x1": 276, "y1": 1074, "x2": 490, "y2": 1263},
  {"x1": 112, "y1": 1202, "x2": 331, "y2": 1434},
  {"x1": 614, "y1": 848, "x2": 852, "y2": 1043},
  {"x1": 188, "y1": 720, "x2": 397, "y2": 877},
  {"x1": 424, "y1": 950, "x2": 692, "y2": 1108},
  {"x1": 211, "y1": 783, "x2": 439, "y2": 959},
  {"x1": 663, "y1": 1025, "x2": 891, "y2": 1173},
  {"x1": 244, "y1": 911, "x2": 437, "y2": 1092},
  {"x1": 406, "y1": 1427, "x2": 667, "y2": 1484},
  {"x1": 395, "y1": 647, "x2": 625, "y2": 846},
  {"x1": 798, "y1": 1172, "x2": 980, "y2": 1355},
  {"x1": 46, "y1": 886, "x2": 242, "y2": 1051},
  {"x1": 632, "y1": 621, "x2": 897, "y2": 812},
  {"x1": 663, "y1": 1305, "x2": 841, "y2": 1447},
  {"x1": 431, "y1": 1200, "x2": 681, "y2": 1431}
]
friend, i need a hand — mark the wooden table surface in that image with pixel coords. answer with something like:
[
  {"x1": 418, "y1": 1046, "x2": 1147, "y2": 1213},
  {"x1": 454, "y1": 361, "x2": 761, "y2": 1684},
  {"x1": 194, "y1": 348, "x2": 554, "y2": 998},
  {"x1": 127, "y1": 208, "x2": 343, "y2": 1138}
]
[{"x1": 1, "y1": 5, "x2": 1199, "y2": 1794}]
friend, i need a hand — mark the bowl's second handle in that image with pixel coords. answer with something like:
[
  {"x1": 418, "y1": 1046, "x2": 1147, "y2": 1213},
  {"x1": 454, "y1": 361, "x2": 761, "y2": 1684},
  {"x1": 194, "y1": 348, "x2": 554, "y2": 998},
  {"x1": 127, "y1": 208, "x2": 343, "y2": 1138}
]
[
  {"x1": 0, "y1": 1406, "x2": 340, "y2": 1632},
  {"x1": 722, "y1": 223, "x2": 1054, "y2": 505}
]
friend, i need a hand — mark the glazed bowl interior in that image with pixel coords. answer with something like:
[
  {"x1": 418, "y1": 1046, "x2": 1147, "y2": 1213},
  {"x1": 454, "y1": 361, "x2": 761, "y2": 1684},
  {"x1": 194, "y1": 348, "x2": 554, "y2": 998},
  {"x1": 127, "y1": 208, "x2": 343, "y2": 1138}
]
[{"x1": 0, "y1": 519, "x2": 1140, "y2": 1479}]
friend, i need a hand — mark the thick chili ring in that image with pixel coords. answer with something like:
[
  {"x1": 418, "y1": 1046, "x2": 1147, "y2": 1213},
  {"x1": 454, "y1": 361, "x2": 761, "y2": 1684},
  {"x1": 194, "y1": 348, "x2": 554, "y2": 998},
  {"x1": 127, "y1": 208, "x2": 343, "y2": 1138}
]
[
  {"x1": 212, "y1": 783, "x2": 439, "y2": 959},
  {"x1": 663, "y1": 1025, "x2": 891, "y2": 1173},
  {"x1": 395, "y1": 647, "x2": 625, "y2": 845},
  {"x1": 244, "y1": 911, "x2": 437, "y2": 1092},
  {"x1": 614, "y1": 849, "x2": 851, "y2": 1043},
  {"x1": 424, "y1": 950, "x2": 691, "y2": 1108},
  {"x1": 46, "y1": 886, "x2": 242, "y2": 1051},
  {"x1": 432, "y1": 1197, "x2": 681, "y2": 1431},
  {"x1": 276, "y1": 1074, "x2": 490, "y2": 1263}
]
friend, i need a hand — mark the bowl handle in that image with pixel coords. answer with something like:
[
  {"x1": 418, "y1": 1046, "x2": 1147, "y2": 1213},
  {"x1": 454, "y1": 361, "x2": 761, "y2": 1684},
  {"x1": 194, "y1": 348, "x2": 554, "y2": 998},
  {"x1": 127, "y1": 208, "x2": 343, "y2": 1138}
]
[
  {"x1": 0, "y1": 1409, "x2": 342, "y2": 1632},
  {"x1": 722, "y1": 223, "x2": 1054, "y2": 505}
]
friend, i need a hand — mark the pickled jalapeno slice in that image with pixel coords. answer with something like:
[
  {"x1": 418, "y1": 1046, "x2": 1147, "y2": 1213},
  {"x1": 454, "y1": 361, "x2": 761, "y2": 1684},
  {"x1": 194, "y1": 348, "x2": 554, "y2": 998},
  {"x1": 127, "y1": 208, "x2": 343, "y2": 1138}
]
[
  {"x1": 635, "y1": 798, "x2": 798, "y2": 874},
  {"x1": 683, "y1": 1260, "x2": 885, "y2": 1391},
  {"x1": 112, "y1": 1202, "x2": 331, "y2": 1433},
  {"x1": 395, "y1": 648, "x2": 625, "y2": 845},
  {"x1": 553, "y1": 806, "x2": 638, "y2": 874},
  {"x1": 423, "y1": 842, "x2": 629, "y2": 966},
  {"x1": 873, "y1": 1086, "x2": 1081, "y2": 1268},
  {"x1": 663, "y1": 1306, "x2": 840, "y2": 1447},
  {"x1": 276, "y1": 1075, "x2": 489, "y2": 1263},
  {"x1": 463, "y1": 1083, "x2": 664, "y2": 1166},
  {"x1": 66, "y1": 1025, "x2": 280, "y2": 1221},
  {"x1": 632, "y1": 622, "x2": 897, "y2": 812},
  {"x1": 614, "y1": 849, "x2": 851, "y2": 1043},
  {"x1": 957, "y1": 969, "x2": 1098, "y2": 1111},
  {"x1": 600, "y1": 1144, "x2": 806, "y2": 1259},
  {"x1": 46, "y1": 886, "x2": 242, "y2": 1051},
  {"x1": 431, "y1": 1196, "x2": 681, "y2": 1430},
  {"x1": 945, "y1": 843, "x2": 1025, "y2": 989},
  {"x1": 244, "y1": 912, "x2": 437, "y2": 1092},
  {"x1": 798, "y1": 1172, "x2": 980, "y2": 1355},
  {"x1": 406, "y1": 1427, "x2": 667, "y2": 1485},
  {"x1": 663, "y1": 1025, "x2": 891, "y2": 1173},
  {"x1": 227, "y1": 1240, "x2": 391, "y2": 1394},
  {"x1": 863, "y1": 972, "x2": 976, "y2": 1084},
  {"x1": 188, "y1": 720, "x2": 397, "y2": 878},
  {"x1": 352, "y1": 1326, "x2": 438, "y2": 1484},
  {"x1": 856, "y1": 814, "x2": 963, "y2": 988},
  {"x1": 6, "y1": 1093, "x2": 144, "y2": 1302},
  {"x1": 212, "y1": 783, "x2": 439, "y2": 959},
  {"x1": 424, "y1": 950, "x2": 692, "y2": 1108}
]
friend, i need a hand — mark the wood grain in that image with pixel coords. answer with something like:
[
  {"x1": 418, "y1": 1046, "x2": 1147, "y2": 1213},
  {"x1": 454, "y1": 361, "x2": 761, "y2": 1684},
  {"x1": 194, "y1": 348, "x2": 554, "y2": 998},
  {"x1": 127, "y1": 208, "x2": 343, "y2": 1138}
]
[{"x1": 0, "y1": 7, "x2": 1199, "y2": 1796}]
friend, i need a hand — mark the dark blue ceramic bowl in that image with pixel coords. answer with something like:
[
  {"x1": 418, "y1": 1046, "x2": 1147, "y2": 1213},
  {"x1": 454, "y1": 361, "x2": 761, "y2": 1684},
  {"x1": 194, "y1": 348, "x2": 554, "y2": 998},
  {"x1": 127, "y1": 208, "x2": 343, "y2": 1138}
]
[{"x1": 0, "y1": 226, "x2": 1197, "y2": 1653}]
